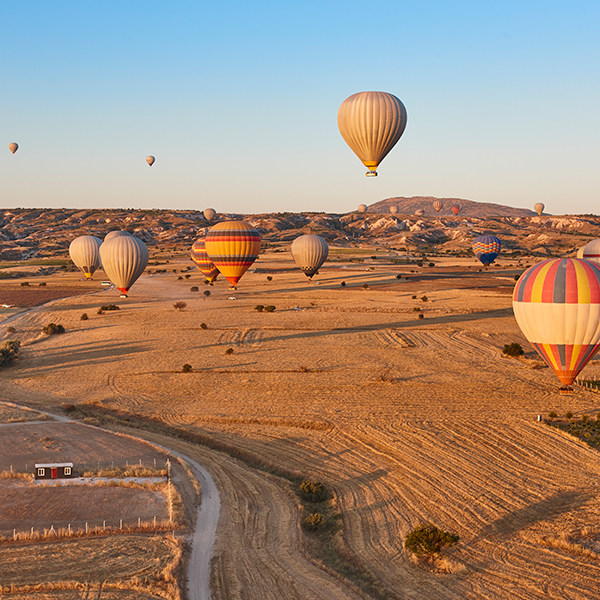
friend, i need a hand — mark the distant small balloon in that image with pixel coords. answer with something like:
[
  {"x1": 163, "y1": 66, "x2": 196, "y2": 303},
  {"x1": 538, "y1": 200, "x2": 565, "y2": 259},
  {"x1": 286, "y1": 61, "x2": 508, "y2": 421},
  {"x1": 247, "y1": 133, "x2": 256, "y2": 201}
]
[
  {"x1": 415, "y1": 209, "x2": 425, "y2": 216},
  {"x1": 389, "y1": 206, "x2": 398, "y2": 215},
  {"x1": 452, "y1": 203, "x2": 462, "y2": 216},
  {"x1": 534, "y1": 202, "x2": 544, "y2": 216},
  {"x1": 203, "y1": 208, "x2": 216, "y2": 222},
  {"x1": 357, "y1": 204, "x2": 367, "y2": 214},
  {"x1": 8, "y1": 143, "x2": 18, "y2": 154},
  {"x1": 146, "y1": 156, "x2": 155, "y2": 167},
  {"x1": 433, "y1": 200, "x2": 442, "y2": 213}
]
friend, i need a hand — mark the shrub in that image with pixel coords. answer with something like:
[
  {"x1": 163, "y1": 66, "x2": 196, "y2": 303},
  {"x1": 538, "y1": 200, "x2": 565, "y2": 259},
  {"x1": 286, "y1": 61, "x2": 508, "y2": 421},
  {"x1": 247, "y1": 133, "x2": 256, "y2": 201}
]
[
  {"x1": 178, "y1": 276, "x2": 183, "y2": 280},
  {"x1": 582, "y1": 414, "x2": 589, "y2": 422},
  {"x1": 299, "y1": 479, "x2": 326, "y2": 502},
  {"x1": 418, "y1": 314, "x2": 424, "y2": 319},
  {"x1": 43, "y1": 323, "x2": 65, "y2": 335},
  {"x1": 185, "y1": 274, "x2": 191, "y2": 279},
  {"x1": 421, "y1": 295, "x2": 428, "y2": 302},
  {"x1": 404, "y1": 523, "x2": 460, "y2": 557},
  {"x1": 200, "y1": 323, "x2": 208, "y2": 330},
  {"x1": 20, "y1": 282, "x2": 29, "y2": 286},
  {"x1": 267, "y1": 276, "x2": 273, "y2": 281},
  {"x1": 0, "y1": 340, "x2": 20, "y2": 367},
  {"x1": 413, "y1": 307, "x2": 420, "y2": 312},
  {"x1": 396, "y1": 274, "x2": 402, "y2": 279},
  {"x1": 173, "y1": 301, "x2": 187, "y2": 311},
  {"x1": 255, "y1": 305, "x2": 264, "y2": 312},
  {"x1": 303, "y1": 512, "x2": 326, "y2": 531},
  {"x1": 514, "y1": 274, "x2": 521, "y2": 281},
  {"x1": 412, "y1": 295, "x2": 417, "y2": 299},
  {"x1": 97, "y1": 309, "x2": 104, "y2": 315},
  {"x1": 362, "y1": 283, "x2": 369, "y2": 289},
  {"x1": 80, "y1": 313, "x2": 89, "y2": 321},
  {"x1": 264, "y1": 305, "x2": 276, "y2": 312},
  {"x1": 428, "y1": 263, "x2": 435, "y2": 267},
  {"x1": 548, "y1": 411, "x2": 558, "y2": 418},
  {"x1": 341, "y1": 281, "x2": 346, "y2": 287},
  {"x1": 7, "y1": 326, "x2": 15, "y2": 333},
  {"x1": 503, "y1": 343, "x2": 524, "y2": 357},
  {"x1": 565, "y1": 411, "x2": 574, "y2": 419},
  {"x1": 203, "y1": 290, "x2": 211, "y2": 298},
  {"x1": 182, "y1": 364, "x2": 192, "y2": 373},
  {"x1": 100, "y1": 305, "x2": 120, "y2": 311},
  {"x1": 39, "y1": 282, "x2": 47, "y2": 286},
  {"x1": 190, "y1": 286, "x2": 199, "y2": 292},
  {"x1": 63, "y1": 403, "x2": 76, "y2": 413},
  {"x1": 225, "y1": 348, "x2": 234, "y2": 355}
]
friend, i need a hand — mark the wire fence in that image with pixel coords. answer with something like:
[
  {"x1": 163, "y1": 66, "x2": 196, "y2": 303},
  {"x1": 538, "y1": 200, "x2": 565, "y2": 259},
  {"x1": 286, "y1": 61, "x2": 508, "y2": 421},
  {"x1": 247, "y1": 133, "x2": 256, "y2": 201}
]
[{"x1": 1, "y1": 457, "x2": 170, "y2": 476}]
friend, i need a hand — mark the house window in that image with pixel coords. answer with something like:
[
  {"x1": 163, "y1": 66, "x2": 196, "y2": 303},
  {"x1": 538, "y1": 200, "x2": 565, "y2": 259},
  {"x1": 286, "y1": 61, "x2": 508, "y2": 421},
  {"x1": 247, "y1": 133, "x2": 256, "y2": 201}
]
[
  {"x1": 37, "y1": 468, "x2": 45, "y2": 477},
  {"x1": 64, "y1": 467, "x2": 72, "y2": 476}
]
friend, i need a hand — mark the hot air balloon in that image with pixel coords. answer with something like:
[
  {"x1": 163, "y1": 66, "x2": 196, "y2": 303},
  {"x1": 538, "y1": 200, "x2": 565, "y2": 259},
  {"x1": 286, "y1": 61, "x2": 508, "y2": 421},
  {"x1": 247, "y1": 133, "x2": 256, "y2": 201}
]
[
  {"x1": 205, "y1": 221, "x2": 261, "y2": 289},
  {"x1": 69, "y1": 236, "x2": 102, "y2": 279},
  {"x1": 104, "y1": 230, "x2": 132, "y2": 241},
  {"x1": 472, "y1": 235, "x2": 501, "y2": 266},
  {"x1": 357, "y1": 204, "x2": 367, "y2": 213},
  {"x1": 577, "y1": 246, "x2": 586, "y2": 259},
  {"x1": 534, "y1": 203, "x2": 544, "y2": 216},
  {"x1": 146, "y1": 156, "x2": 155, "y2": 167},
  {"x1": 389, "y1": 206, "x2": 399, "y2": 215},
  {"x1": 415, "y1": 209, "x2": 425, "y2": 216},
  {"x1": 204, "y1": 208, "x2": 216, "y2": 222},
  {"x1": 513, "y1": 258, "x2": 600, "y2": 388},
  {"x1": 291, "y1": 235, "x2": 329, "y2": 280},
  {"x1": 582, "y1": 239, "x2": 600, "y2": 266},
  {"x1": 191, "y1": 238, "x2": 220, "y2": 283},
  {"x1": 8, "y1": 143, "x2": 18, "y2": 154},
  {"x1": 338, "y1": 91, "x2": 407, "y2": 177},
  {"x1": 433, "y1": 200, "x2": 442, "y2": 213},
  {"x1": 100, "y1": 235, "x2": 149, "y2": 297},
  {"x1": 451, "y1": 203, "x2": 461, "y2": 216}
]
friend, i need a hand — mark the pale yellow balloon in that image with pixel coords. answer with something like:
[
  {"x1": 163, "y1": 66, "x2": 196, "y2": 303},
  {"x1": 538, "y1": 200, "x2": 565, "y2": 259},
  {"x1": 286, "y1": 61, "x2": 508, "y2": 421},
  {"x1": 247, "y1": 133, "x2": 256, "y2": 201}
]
[
  {"x1": 577, "y1": 246, "x2": 586, "y2": 259},
  {"x1": 389, "y1": 206, "x2": 399, "y2": 215},
  {"x1": 146, "y1": 155, "x2": 155, "y2": 166},
  {"x1": 534, "y1": 202, "x2": 545, "y2": 216},
  {"x1": 291, "y1": 235, "x2": 329, "y2": 279},
  {"x1": 69, "y1": 236, "x2": 102, "y2": 279},
  {"x1": 104, "y1": 230, "x2": 132, "y2": 241},
  {"x1": 8, "y1": 143, "x2": 18, "y2": 154},
  {"x1": 338, "y1": 91, "x2": 407, "y2": 177},
  {"x1": 204, "y1": 208, "x2": 216, "y2": 222},
  {"x1": 100, "y1": 236, "x2": 149, "y2": 296},
  {"x1": 357, "y1": 204, "x2": 367, "y2": 213}
]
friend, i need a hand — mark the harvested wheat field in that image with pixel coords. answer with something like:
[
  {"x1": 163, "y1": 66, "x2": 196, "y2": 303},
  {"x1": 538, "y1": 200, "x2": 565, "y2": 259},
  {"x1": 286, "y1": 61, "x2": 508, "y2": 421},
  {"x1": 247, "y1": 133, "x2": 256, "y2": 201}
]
[{"x1": 3, "y1": 250, "x2": 600, "y2": 599}]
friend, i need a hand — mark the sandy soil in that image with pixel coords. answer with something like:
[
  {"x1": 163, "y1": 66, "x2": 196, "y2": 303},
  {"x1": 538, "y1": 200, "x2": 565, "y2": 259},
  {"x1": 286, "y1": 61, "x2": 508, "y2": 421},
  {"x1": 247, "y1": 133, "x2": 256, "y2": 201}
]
[{"x1": 3, "y1": 252, "x2": 600, "y2": 599}]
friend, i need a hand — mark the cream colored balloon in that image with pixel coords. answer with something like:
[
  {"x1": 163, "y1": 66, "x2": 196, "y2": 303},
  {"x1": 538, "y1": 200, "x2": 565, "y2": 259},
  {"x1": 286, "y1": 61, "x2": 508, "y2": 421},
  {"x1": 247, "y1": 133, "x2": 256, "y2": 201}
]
[
  {"x1": 389, "y1": 206, "x2": 399, "y2": 215},
  {"x1": 204, "y1": 208, "x2": 216, "y2": 222},
  {"x1": 338, "y1": 91, "x2": 407, "y2": 176},
  {"x1": 534, "y1": 202, "x2": 545, "y2": 216},
  {"x1": 69, "y1": 236, "x2": 102, "y2": 279},
  {"x1": 291, "y1": 235, "x2": 329, "y2": 279},
  {"x1": 582, "y1": 239, "x2": 600, "y2": 265},
  {"x1": 104, "y1": 230, "x2": 132, "y2": 241},
  {"x1": 100, "y1": 235, "x2": 149, "y2": 296},
  {"x1": 357, "y1": 204, "x2": 367, "y2": 213},
  {"x1": 8, "y1": 143, "x2": 18, "y2": 154}
]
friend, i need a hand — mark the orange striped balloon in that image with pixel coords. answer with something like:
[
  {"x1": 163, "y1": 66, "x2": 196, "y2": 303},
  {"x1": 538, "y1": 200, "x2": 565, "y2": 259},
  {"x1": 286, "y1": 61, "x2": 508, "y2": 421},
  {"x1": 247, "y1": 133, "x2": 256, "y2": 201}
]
[
  {"x1": 191, "y1": 238, "x2": 220, "y2": 283},
  {"x1": 205, "y1": 221, "x2": 261, "y2": 289}
]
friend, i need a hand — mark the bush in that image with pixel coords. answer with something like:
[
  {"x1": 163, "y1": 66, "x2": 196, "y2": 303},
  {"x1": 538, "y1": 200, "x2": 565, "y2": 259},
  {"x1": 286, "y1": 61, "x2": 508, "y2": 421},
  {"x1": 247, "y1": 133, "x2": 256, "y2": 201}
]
[
  {"x1": 303, "y1": 512, "x2": 326, "y2": 531},
  {"x1": 185, "y1": 274, "x2": 191, "y2": 279},
  {"x1": 428, "y1": 263, "x2": 435, "y2": 267},
  {"x1": 341, "y1": 281, "x2": 346, "y2": 287},
  {"x1": 97, "y1": 309, "x2": 104, "y2": 315},
  {"x1": 39, "y1": 282, "x2": 47, "y2": 286},
  {"x1": 100, "y1": 305, "x2": 120, "y2": 311},
  {"x1": 203, "y1": 290, "x2": 211, "y2": 298},
  {"x1": 412, "y1": 295, "x2": 417, "y2": 299},
  {"x1": 299, "y1": 479, "x2": 326, "y2": 502},
  {"x1": 173, "y1": 301, "x2": 187, "y2": 311},
  {"x1": 264, "y1": 305, "x2": 276, "y2": 312},
  {"x1": 63, "y1": 403, "x2": 76, "y2": 413},
  {"x1": 255, "y1": 305, "x2": 264, "y2": 312},
  {"x1": 182, "y1": 364, "x2": 192, "y2": 373},
  {"x1": 503, "y1": 343, "x2": 524, "y2": 357},
  {"x1": 6, "y1": 326, "x2": 15, "y2": 333},
  {"x1": 362, "y1": 283, "x2": 369, "y2": 289},
  {"x1": 190, "y1": 286, "x2": 199, "y2": 292},
  {"x1": 565, "y1": 411, "x2": 574, "y2": 419},
  {"x1": 0, "y1": 340, "x2": 20, "y2": 367},
  {"x1": 200, "y1": 323, "x2": 208, "y2": 330},
  {"x1": 404, "y1": 523, "x2": 460, "y2": 557},
  {"x1": 413, "y1": 307, "x2": 420, "y2": 312},
  {"x1": 80, "y1": 313, "x2": 89, "y2": 321},
  {"x1": 178, "y1": 276, "x2": 183, "y2": 280},
  {"x1": 225, "y1": 348, "x2": 234, "y2": 355},
  {"x1": 514, "y1": 274, "x2": 521, "y2": 281},
  {"x1": 548, "y1": 411, "x2": 558, "y2": 418},
  {"x1": 43, "y1": 323, "x2": 65, "y2": 335},
  {"x1": 20, "y1": 282, "x2": 29, "y2": 286},
  {"x1": 396, "y1": 274, "x2": 402, "y2": 279},
  {"x1": 267, "y1": 276, "x2": 273, "y2": 281},
  {"x1": 421, "y1": 295, "x2": 428, "y2": 302},
  {"x1": 418, "y1": 314, "x2": 424, "y2": 319}
]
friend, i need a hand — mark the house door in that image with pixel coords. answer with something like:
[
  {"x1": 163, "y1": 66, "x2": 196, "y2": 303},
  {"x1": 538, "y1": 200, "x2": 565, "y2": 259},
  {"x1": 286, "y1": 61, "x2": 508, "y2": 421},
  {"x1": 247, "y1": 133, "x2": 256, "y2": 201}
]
[{"x1": 51, "y1": 468, "x2": 57, "y2": 479}]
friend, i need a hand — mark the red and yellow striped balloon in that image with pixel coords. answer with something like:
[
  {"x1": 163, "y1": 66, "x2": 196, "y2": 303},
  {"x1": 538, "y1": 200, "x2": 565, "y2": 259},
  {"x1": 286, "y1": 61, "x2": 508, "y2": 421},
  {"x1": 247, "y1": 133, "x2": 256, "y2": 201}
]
[
  {"x1": 513, "y1": 258, "x2": 600, "y2": 385},
  {"x1": 191, "y1": 238, "x2": 220, "y2": 283},
  {"x1": 205, "y1": 221, "x2": 261, "y2": 289}
]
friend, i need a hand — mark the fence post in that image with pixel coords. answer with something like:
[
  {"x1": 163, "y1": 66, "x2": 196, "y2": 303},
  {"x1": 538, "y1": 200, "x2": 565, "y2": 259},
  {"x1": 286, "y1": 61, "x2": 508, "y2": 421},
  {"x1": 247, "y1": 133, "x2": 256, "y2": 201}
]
[
  {"x1": 85, "y1": 522, "x2": 88, "y2": 534},
  {"x1": 13, "y1": 529, "x2": 15, "y2": 541},
  {"x1": 30, "y1": 527, "x2": 33, "y2": 539},
  {"x1": 154, "y1": 516, "x2": 156, "y2": 528},
  {"x1": 167, "y1": 459, "x2": 173, "y2": 522},
  {"x1": 120, "y1": 519, "x2": 122, "y2": 530},
  {"x1": 68, "y1": 523, "x2": 71, "y2": 535}
]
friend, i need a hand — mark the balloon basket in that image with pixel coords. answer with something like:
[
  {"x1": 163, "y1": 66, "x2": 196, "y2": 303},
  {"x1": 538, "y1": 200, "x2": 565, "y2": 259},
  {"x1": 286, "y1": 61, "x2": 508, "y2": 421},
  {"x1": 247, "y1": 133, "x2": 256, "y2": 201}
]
[
  {"x1": 119, "y1": 294, "x2": 128, "y2": 299},
  {"x1": 365, "y1": 171, "x2": 377, "y2": 177},
  {"x1": 559, "y1": 386, "x2": 574, "y2": 395}
]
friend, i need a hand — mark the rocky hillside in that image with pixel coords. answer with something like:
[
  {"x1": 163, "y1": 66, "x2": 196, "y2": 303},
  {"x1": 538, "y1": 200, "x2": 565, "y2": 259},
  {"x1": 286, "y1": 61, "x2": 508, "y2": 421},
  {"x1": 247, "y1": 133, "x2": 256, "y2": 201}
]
[{"x1": 371, "y1": 197, "x2": 536, "y2": 217}]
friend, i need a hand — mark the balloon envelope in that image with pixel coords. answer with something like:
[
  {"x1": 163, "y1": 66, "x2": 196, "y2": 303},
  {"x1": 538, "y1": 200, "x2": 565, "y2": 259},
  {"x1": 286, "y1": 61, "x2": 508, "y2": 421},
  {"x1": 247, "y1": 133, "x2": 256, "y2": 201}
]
[
  {"x1": 146, "y1": 156, "x2": 155, "y2": 166},
  {"x1": 357, "y1": 204, "x2": 367, "y2": 213},
  {"x1": 291, "y1": 235, "x2": 329, "y2": 279},
  {"x1": 577, "y1": 246, "x2": 586, "y2": 259},
  {"x1": 534, "y1": 203, "x2": 545, "y2": 216},
  {"x1": 338, "y1": 91, "x2": 407, "y2": 176},
  {"x1": 582, "y1": 239, "x2": 600, "y2": 266},
  {"x1": 472, "y1": 235, "x2": 501, "y2": 265},
  {"x1": 69, "y1": 236, "x2": 102, "y2": 279},
  {"x1": 104, "y1": 230, "x2": 132, "y2": 241},
  {"x1": 191, "y1": 238, "x2": 220, "y2": 283},
  {"x1": 204, "y1": 208, "x2": 216, "y2": 222},
  {"x1": 414, "y1": 209, "x2": 424, "y2": 216},
  {"x1": 433, "y1": 200, "x2": 442, "y2": 213},
  {"x1": 100, "y1": 236, "x2": 149, "y2": 295},
  {"x1": 389, "y1": 206, "x2": 398, "y2": 215},
  {"x1": 451, "y1": 203, "x2": 461, "y2": 215},
  {"x1": 205, "y1": 221, "x2": 261, "y2": 288},
  {"x1": 8, "y1": 143, "x2": 18, "y2": 154},
  {"x1": 513, "y1": 258, "x2": 600, "y2": 385}
]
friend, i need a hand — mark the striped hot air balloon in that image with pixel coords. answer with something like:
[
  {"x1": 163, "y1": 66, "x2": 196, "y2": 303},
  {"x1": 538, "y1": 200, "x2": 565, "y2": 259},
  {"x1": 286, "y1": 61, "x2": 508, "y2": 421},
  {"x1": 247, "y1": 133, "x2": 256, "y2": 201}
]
[
  {"x1": 191, "y1": 238, "x2": 220, "y2": 283},
  {"x1": 513, "y1": 258, "x2": 600, "y2": 386},
  {"x1": 472, "y1": 235, "x2": 501, "y2": 266},
  {"x1": 415, "y1": 208, "x2": 425, "y2": 216},
  {"x1": 582, "y1": 239, "x2": 600, "y2": 266},
  {"x1": 100, "y1": 235, "x2": 149, "y2": 297},
  {"x1": 433, "y1": 200, "x2": 442, "y2": 213},
  {"x1": 205, "y1": 221, "x2": 261, "y2": 289},
  {"x1": 69, "y1": 235, "x2": 102, "y2": 279}
]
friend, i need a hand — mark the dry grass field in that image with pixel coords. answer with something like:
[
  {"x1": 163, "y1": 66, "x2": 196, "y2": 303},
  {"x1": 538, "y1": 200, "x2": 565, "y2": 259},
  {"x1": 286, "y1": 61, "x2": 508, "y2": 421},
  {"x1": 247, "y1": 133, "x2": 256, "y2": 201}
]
[
  {"x1": 3, "y1": 249, "x2": 600, "y2": 599},
  {"x1": 0, "y1": 403, "x2": 52, "y2": 423}
]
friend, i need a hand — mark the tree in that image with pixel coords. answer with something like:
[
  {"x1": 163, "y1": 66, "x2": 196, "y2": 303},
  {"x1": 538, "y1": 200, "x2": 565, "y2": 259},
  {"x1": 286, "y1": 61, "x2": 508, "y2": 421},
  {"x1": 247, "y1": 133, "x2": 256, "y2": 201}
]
[
  {"x1": 173, "y1": 301, "x2": 187, "y2": 311},
  {"x1": 404, "y1": 523, "x2": 459, "y2": 557},
  {"x1": 0, "y1": 340, "x2": 20, "y2": 367}
]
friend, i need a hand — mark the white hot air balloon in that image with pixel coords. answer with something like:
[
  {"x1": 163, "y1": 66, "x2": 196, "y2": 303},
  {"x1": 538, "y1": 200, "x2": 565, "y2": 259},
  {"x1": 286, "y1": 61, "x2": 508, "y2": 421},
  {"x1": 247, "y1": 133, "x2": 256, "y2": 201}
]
[
  {"x1": 8, "y1": 143, "x2": 18, "y2": 154},
  {"x1": 146, "y1": 156, "x2": 155, "y2": 167},
  {"x1": 104, "y1": 230, "x2": 132, "y2": 242},
  {"x1": 534, "y1": 203, "x2": 545, "y2": 216},
  {"x1": 100, "y1": 236, "x2": 149, "y2": 297},
  {"x1": 357, "y1": 204, "x2": 367, "y2": 213},
  {"x1": 338, "y1": 91, "x2": 407, "y2": 176},
  {"x1": 389, "y1": 206, "x2": 399, "y2": 215},
  {"x1": 204, "y1": 208, "x2": 216, "y2": 222},
  {"x1": 69, "y1": 236, "x2": 102, "y2": 279},
  {"x1": 291, "y1": 235, "x2": 329, "y2": 280},
  {"x1": 582, "y1": 239, "x2": 600, "y2": 266}
]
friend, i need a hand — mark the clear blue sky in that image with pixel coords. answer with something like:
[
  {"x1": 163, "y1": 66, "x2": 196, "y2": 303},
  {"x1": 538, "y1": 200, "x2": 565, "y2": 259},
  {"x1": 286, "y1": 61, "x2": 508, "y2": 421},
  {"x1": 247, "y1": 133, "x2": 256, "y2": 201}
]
[{"x1": 1, "y1": 1, "x2": 598, "y2": 214}]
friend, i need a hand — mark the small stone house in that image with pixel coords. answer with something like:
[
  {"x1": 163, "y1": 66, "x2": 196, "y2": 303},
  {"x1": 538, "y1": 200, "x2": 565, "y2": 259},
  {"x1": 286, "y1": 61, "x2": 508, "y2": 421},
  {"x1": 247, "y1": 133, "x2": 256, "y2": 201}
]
[{"x1": 34, "y1": 462, "x2": 75, "y2": 480}]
